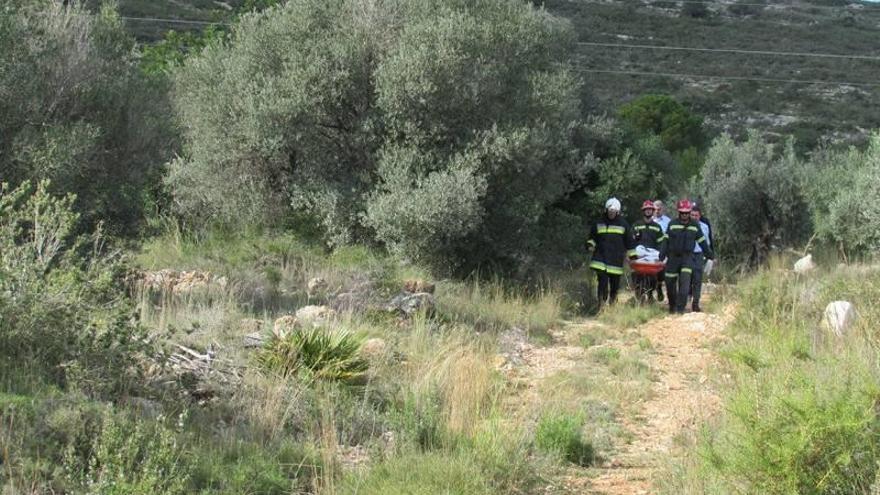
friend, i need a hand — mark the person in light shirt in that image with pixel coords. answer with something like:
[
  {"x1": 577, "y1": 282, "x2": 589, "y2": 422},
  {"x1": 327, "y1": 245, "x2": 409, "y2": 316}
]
[
  {"x1": 689, "y1": 205, "x2": 712, "y2": 312},
  {"x1": 652, "y1": 200, "x2": 672, "y2": 302}
]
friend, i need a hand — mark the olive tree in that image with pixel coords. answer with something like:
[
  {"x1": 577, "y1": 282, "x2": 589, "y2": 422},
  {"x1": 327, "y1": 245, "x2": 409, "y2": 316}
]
[
  {"x1": 698, "y1": 133, "x2": 809, "y2": 266},
  {"x1": 171, "y1": 0, "x2": 592, "y2": 273},
  {"x1": 804, "y1": 132, "x2": 880, "y2": 257},
  {"x1": 0, "y1": 1, "x2": 173, "y2": 232}
]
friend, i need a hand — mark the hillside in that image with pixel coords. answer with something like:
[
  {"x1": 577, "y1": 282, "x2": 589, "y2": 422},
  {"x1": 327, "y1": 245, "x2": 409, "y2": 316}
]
[
  {"x1": 545, "y1": 0, "x2": 880, "y2": 149},
  {"x1": 111, "y1": 0, "x2": 880, "y2": 150}
]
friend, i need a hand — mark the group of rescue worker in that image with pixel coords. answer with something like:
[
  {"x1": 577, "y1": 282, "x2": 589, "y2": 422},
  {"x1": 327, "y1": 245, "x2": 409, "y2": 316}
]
[{"x1": 586, "y1": 197, "x2": 715, "y2": 314}]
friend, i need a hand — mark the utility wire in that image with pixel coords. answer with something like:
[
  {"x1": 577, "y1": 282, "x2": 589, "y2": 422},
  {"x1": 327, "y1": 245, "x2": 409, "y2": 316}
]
[
  {"x1": 578, "y1": 0, "x2": 880, "y2": 10},
  {"x1": 572, "y1": 67, "x2": 880, "y2": 86},
  {"x1": 575, "y1": 41, "x2": 880, "y2": 61}
]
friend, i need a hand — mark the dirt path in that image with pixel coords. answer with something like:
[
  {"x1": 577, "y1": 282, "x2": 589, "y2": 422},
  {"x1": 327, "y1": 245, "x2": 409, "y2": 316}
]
[{"x1": 516, "y1": 306, "x2": 733, "y2": 494}]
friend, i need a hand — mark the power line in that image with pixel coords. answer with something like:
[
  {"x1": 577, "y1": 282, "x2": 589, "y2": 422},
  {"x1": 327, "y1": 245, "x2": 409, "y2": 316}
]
[
  {"x1": 572, "y1": 67, "x2": 880, "y2": 86},
  {"x1": 579, "y1": 0, "x2": 880, "y2": 10},
  {"x1": 576, "y1": 41, "x2": 880, "y2": 61}
]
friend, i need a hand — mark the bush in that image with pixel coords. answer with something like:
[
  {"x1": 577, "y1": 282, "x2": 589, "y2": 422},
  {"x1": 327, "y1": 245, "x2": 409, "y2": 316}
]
[
  {"x1": 0, "y1": 1, "x2": 174, "y2": 232},
  {"x1": 170, "y1": 0, "x2": 591, "y2": 274},
  {"x1": 534, "y1": 411, "x2": 594, "y2": 466},
  {"x1": 804, "y1": 133, "x2": 880, "y2": 257},
  {"x1": 671, "y1": 265, "x2": 880, "y2": 494},
  {"x1": 698, "y1": 133, "x2": 810, "y2": 266},
  {"x1": 256, "y1": 327, "x2": 368, "y2": 383},
  {"x1": 618, "y1": 94, "x2": 706, "y2": 154},
  {"x1": 64, "y1": 410, "x2": 191, "y2": 495},
  {"x1": 0, "y1": 181, "x2": 148, "y2": 396}
]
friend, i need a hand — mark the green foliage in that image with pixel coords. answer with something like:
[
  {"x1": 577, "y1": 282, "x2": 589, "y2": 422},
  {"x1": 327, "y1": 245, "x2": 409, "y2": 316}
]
[
  {"x1": 0, "y1": 181, "x2": 148, "y2": 396},
  {"x1": 804, "y1": 133, "x2": 880, "y2": 257},
  {"x1": 0, "y1": 1, "x2": 174, "y2": 232},
  {"x1": 698, "y1": 133, "x2": 810, "y2": 266},
  {"x1": 64, "y1": 411, "x2": 190, "y2": 495},
  {"x1": 256, "y1": 327, "x2": 368, "y2": 383},
  {"x1": 688, "y1": 265, "x2": 880, "y2": 495},
  {"x1": 619, "y1": 94, "x2": 705, "y2": 154},
  {"x1": 534, "y1": 411, "x2": 595, "y2": 466},
  {"x1": 170, "y1": 0, "x2": 590, "y2": 273},
  {"x1": 140, "y1": 26, "x2": 225, "y2": 76},
  {"x1": 190, "y1": 439, "x2": 319, "y2": 494}
]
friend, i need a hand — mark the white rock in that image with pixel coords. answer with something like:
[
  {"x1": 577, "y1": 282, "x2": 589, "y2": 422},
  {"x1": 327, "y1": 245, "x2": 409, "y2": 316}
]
[
  {"x1": 360, "y1": 338, "x2": 388, "y2": 360},
  {"x1": 307, "y1": 277, "x2": 328, "y2": 297},
  {"x1": 823, "y1": 301, "x2": 856, "y2": 337},
  {"x1": 272, "y1": 315, "x2": 299, "y2": 337},
  {"x1": 794, "y1": 254, "x2": 816, "y2": 274},
  {"x1": 295, "y1": 305, "x2": 337, "y2": 327}
]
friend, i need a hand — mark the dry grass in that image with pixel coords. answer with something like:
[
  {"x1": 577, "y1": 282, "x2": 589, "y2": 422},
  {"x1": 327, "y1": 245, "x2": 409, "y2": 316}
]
[{"x1": 437, "y1": 279, "x2": 563, "y2": 335}]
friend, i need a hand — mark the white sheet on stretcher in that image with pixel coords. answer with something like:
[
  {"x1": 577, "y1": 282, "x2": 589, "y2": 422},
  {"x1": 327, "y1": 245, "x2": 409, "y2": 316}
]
[{"x1": 634, "y1": 245, "x2": 660, "y2": 262}]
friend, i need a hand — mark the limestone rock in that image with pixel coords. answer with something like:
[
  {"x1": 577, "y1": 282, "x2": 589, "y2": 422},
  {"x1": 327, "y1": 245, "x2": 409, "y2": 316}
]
[
  {"x1": 240, "y1": 318, "x2": 264, "y2": 335},
  {"x1": 295, "y1": 305, "x2": 337, "y2": 327},
  {"x1": 403, "y1": 279, "x2": 436, "y2": 294},
  {"x1": 824, "y1": 301, "x2": 856, "y2": 337},
  {"x1": 273, "y1": 315, "x2": 299, "y2": 337},
  {"x1": 307, "y1": 277, "x2": 329, "y2": 298},
  {"x1": 794, "y1": 254, "x2": 816, "y2": 274},
  {"x1": 360, "y1": 338, "x2": 388, "y2": 360},
  {"x1": 243, "y1": 332, "x2": 266, "y2": 348},
  {"x1": 386, "y1": 292, "x2": 436, "y2": 317}
]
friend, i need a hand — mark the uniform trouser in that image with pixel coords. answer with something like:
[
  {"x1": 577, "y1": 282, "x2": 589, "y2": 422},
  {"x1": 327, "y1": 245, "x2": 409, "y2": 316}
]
[
  {"x1": 690, "y1": 254, "x2": 705, "y2": 308},
  {"x1": 595, "y1": 270, "x2": 621, "y2": 305},
  {"x1": 665, "y1": 256, "x2": 693, "y2": 312},
  {"x1": 656, "y1": 270, "x2": 665, "y2": 299}
]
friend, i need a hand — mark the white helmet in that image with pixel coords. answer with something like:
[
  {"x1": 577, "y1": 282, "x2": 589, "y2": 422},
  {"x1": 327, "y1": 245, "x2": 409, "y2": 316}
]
[{"x1": 605, "y1": 197, "x2": 621, "y2": 212}]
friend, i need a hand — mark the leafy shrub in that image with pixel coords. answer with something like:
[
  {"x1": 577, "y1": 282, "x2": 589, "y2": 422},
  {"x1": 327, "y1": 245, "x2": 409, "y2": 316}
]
[
  {"x1": 64, "y1": 411, "x2": 190, "y2": 495},
  {"x1": 0, "y1": 1, "x2": 173, "y2": 232},
  {"x1": 190, "y1": 439, "x2": 320, "y2": 495},
  {"x1": 0, "y1": 181, "x2": 148, "y2": 396},
  {"x1": 804, "y1": 133, "x2": 880, "y2": 257},
  {"x1": 170, "y1": 0, "x2": 591, "y2": 273},
  {"x1": 534, "y1": 412, "x2": 595, "y2": 466},
  {"x1": 618, "y1": 94, "x2": 705, "y2": 154},
  {"x1": 256, "y1": 327, "x2": 368, "y2": 383},
  {"x1": 677, "y1": 265, "x2": 880, "y2": 494},
  {"x1": 698, "y1": 133, "x2": 810, "y2": 266}
]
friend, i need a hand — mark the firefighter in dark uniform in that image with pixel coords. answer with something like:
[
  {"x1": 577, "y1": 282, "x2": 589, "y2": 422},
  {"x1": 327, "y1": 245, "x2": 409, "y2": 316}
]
[
  {"x1": 587, "y1": 198, "x2": 636, "y2": 307},
  {"x1": 660, "y1": 199, "x2": 713, "y2": 314},
  {"x1": 633, "y1": 200, "x2": 667, "y2": 304}
]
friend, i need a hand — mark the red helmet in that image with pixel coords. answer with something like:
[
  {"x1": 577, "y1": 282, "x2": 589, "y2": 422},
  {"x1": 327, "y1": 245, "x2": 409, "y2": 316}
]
[
  {"x1": 641, "y1": 200, "x2": 656, "y2": 211},
  {"x1": 677, "y1": 199, "x2": 693, "y2": 213}
]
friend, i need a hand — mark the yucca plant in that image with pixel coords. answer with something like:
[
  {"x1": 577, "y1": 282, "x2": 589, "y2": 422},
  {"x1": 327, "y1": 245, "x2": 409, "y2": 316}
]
[{"x1": 256, "y1": 327, "x2": 368, "y2": 383}]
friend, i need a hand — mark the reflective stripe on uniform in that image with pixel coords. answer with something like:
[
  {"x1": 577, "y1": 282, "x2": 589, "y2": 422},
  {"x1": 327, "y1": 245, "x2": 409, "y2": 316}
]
[
  {"x1": 666, "y1": 273, "x2": 679, "y2": 278},
  {"x1": 670, "y1": 224, "x2": 684, "y2": 231},
  {"x1": 687, "y1": 225, "x2": 699, "y2": 232},
  {"x1": 649, "y1": 225, "x2": 661, "y2": 232},
  {"x1": 590, "y1": 260, "x2": 624, "y2": 275},
  {"x1": 696, "y1": 236, "x2": 706, "y2": 244},
  {"x1": 634, "y1": 225, "x2": 646, "y2": 231},
  {"x1": 658, "y1": 235, "x2": 668, "y2": 242},
  {"x1": 682, "y1": 267, "x2": 693, "y2": 274},
  {"x1": 587, "y1": 239, "x2": 596, "y2": 247},
  {"x1": 606, "y1": 265, "x2": 624, "y2": 275},
  {"x1": 626, "y1": 250, "x2": 637, "y2": 257},
  {"x1": 597, "y1": 225, "x2": 625, "y2": 235}
]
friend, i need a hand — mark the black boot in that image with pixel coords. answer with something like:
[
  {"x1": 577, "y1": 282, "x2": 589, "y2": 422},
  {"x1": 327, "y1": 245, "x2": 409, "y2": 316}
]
[{"x1": 692, "y1": 304, "x2": 702, "y2": 313}]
